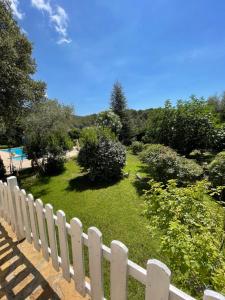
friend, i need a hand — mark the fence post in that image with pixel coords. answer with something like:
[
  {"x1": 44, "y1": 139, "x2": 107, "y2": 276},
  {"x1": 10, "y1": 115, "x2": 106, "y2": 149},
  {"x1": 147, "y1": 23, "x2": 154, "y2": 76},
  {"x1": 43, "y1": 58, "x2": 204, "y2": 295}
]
[
  {"x1": 145, "y1": 259, "x2": 171, "y2": 300},
  {"x1": 7, "y1": 176, "x2": 24, "y2": 241},
  {"x1": 204, "y1": 290, "x2": 225, "y2": 300}
]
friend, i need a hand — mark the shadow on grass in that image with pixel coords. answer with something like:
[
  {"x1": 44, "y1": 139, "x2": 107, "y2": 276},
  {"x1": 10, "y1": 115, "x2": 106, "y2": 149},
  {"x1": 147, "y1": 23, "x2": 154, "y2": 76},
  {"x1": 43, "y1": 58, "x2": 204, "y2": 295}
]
[
  {"x1": 66, "y1": 173, "x2": 121, "y2": 192},
  {"x1": 133, "y1": 177, "x2": 150, "y2": 196},
  {"x1": 132, "y1": 165, "x2": 151, "y2": 195}
]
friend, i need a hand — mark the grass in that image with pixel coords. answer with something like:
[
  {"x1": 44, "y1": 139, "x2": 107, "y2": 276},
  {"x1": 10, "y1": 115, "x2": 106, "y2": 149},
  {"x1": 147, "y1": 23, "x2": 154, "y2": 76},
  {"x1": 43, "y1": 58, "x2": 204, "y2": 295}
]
[{"x1": 20, "y1": 153, "x2": 163, "y2": 299}]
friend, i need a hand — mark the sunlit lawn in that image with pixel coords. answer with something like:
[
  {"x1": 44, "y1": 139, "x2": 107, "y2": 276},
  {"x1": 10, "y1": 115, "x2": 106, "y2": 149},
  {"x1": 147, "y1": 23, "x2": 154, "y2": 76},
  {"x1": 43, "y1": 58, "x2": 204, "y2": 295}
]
[{"x1": 20, "y1": 153, "x2": 164, "y2": 299}]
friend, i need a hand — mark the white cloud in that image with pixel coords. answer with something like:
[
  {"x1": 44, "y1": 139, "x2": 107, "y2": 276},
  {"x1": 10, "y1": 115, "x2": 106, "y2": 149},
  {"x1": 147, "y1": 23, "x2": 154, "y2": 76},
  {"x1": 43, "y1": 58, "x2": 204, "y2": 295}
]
[
  {"x1": 9, "y1": 0, "x2": 24, "y2": 20},
  {"x1": 31, "y1": 0, "x2": 71, "y2": 44}
]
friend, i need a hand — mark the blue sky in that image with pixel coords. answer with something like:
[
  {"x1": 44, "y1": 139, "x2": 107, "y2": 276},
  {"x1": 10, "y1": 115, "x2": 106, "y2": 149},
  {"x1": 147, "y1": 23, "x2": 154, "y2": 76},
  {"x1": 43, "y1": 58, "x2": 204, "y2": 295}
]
[{"x1": 11, "y1": 0, "x2": 225, "y2": 115}]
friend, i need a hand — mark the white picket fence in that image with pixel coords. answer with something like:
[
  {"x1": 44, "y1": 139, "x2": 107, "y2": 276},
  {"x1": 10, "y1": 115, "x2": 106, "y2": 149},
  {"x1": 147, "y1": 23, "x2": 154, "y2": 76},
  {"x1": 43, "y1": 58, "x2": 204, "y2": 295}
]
[{"x1": 0, "y1": 176, "x2": 224, "y2": 300}]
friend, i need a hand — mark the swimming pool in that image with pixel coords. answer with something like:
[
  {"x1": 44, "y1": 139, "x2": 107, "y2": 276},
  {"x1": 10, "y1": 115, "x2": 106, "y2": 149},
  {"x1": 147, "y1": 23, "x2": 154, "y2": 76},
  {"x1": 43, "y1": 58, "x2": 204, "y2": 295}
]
[{"x1": 0, "y1": 147, "x2": 27, "y2": 161}]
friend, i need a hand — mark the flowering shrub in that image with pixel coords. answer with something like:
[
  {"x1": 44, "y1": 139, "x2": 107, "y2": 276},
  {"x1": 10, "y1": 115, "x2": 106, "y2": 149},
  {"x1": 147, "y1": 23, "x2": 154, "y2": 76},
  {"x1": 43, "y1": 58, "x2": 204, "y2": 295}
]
[{"x1": 96, "y1": 110, "x2": 122, "y2": 135}]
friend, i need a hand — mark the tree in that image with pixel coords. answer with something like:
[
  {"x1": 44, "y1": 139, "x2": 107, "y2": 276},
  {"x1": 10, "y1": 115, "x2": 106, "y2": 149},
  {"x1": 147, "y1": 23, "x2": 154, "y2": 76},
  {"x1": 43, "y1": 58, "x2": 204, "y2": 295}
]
[
  {"x1": 23, "y1": 100, "x2": 73, "y2": 173},
  {"x1": 110, "y1": 81, "x2": 131, "y2": 144},
  {"x1": 0, "y1": 1, "x2": 46, "y2": 144},
  {"x1": 96, "y1": 110, "x2": 122, "y2": 135}
]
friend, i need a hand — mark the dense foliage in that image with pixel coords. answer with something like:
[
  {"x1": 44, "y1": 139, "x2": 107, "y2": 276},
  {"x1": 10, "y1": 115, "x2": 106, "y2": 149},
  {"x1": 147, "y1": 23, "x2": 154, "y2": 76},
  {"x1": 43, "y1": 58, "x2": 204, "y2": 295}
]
[
  {"x1": 78, "y1": 127, "x2": 126, "y2": 181},
  {"x1": 23, "y1": 100, "x2": 73, "y2": 173},
  {"x1": 130, "y1": 141, "x2": 144, "y2": 155},
  {"x1": 208, "y1": 152, "x2": 225, "y2": 188},
  {"x1": 144, "y1": 98, "x2": 216, "y2": 154},
  {"x1": 139, "y1": 144, "x2": 203, "y2": 185},
  {"x1": 144, "y1": 180, "x2": 225, "y2": 296},
  {"x1": 96, "y1": 110, "x2": 122, "y2": 135},
  {"x1": 0, "y1": 1, "x2": 46, "y2": 145}
]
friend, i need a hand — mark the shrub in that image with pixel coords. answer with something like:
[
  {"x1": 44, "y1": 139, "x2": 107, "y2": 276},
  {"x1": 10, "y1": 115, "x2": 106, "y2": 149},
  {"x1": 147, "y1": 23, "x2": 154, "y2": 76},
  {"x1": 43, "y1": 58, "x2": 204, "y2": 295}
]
[
  {"x1": 78, "y1": 127, "x2": 126, "y2": 181},
  {"x1": 130, "y1": 141, "x2": 144, "y2": 155},
  {"x1": 96, "y1": 110, "x2": 122, "y2": 135},
  {"x1": 45, "y1": 156, "x2": 66, "y2": 175},
  {"x1": 0, "y1": 156, "x2": 6, "y2": 180},
  {"x1": 208, "y1": 151, "x2": 225, "y2": 187},
  {"x1": 139, "y1": 144, "x2": 203, "y2": 184},
  {"x1": 144, "y1": 179, "x2": 225, "y2": 296}
]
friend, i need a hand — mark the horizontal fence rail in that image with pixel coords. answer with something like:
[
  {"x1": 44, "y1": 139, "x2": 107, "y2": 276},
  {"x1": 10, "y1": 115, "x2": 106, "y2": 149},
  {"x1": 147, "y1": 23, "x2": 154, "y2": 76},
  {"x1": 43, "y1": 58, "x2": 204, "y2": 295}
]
[{"x1": 0, "y1": 176, "x2": 224, "y2": 300}]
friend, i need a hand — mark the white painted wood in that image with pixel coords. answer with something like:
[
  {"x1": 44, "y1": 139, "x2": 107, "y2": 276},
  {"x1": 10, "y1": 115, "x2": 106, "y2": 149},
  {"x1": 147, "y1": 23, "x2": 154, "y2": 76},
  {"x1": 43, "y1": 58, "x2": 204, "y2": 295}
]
[
  {"x1": 169, "y1": 285, "x2": 196, "y2": 300},
  {"x1": 7, "y1": 176, "x2": 18, "y2": 232},
  {"x1": 70, "y1": 217, "x2": 86, "y2": 296},
  {"x1": 145, "y1": 259, "x2": 171, "y2": 300},
  {"x1": 110, "y1": 240, "x2": 128, "y2": 300},
  {"x1": 0, "y1": 181, "x2": 3, "y2": 217},
  {"x1": 57, "y1": 210, "x2": 70, "y2": 281},
  {"x1": 27, "y1": 194, "x2": 40, "y2": 251},
  {"x1": 36, "y1": 198, "x2": 49, "y2": 261},
  {"x1": 14, "y1": 186, "x2": 25, "y2": 241},
  {"x1": 88, "y1": 227, "x2": 104, "y2": 300},
  {"x1": 204, "y1": 290, "x2": 225, "y2": 300},
  {"x1": 2, "y1": 183, "x2": 7, "y2": 221},
  {"x1": 46, "y1": 204, "x2": 59, "y2": 271},
  {"x1": 20, "y1": 189, "x2": 32, "y2": 243}
]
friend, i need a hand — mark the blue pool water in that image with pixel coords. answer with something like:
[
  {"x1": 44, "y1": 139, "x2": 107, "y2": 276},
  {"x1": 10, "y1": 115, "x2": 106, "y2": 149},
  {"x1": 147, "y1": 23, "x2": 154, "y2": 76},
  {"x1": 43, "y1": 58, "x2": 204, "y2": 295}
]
[{"x1": 1, "y1": 147, "x2": 27, "y2": 161}]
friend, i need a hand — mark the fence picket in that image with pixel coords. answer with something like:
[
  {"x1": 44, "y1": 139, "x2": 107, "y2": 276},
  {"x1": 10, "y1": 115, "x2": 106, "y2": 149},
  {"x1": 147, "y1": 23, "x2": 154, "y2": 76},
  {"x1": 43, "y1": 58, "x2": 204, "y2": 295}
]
[
  {"x1": 145, "y1": 259, "x2": 171, "y2": 300},
  {"x1": 36, "y1": 198, "x2": 49, "y2": 261},
  {"x1": 4, "y1": 183, "x2": 10, "y2": 224},
  {"x1": 57, "y1": 210, "x2": 70, "y2": 281},
  {"x1": 7, "y1": 176, "x2": 18, "y2": 234},
  {"x1": 0, "y1": 181, "x2": 3, "y2": 217},
  {"x1": 203, "y1": 290, "x2": 225, "y2": 300},
  {"x1": 88, "y1": 227, "x2": 104, "y2": 300},
  {"x1": 14, "y1": 186, "x2": 25, "y2": 240},
  {"x1": 27, "y1": 194, "x2": 40, "y2": 251},
  {"x1": 70, "y1": 217, "x2": 86, "y2": 296},
  {"x1": 1, "y1": 177, "x2": 225, "y2": 300},
  {"x1": 20, "y1": 189, "x2": 32, "y2": 243},
  {"x1": 46, "y1": 204, "x2": 59, "y2": 271},
  {"x1": 110, "y1": 240, "x2": 128, "y2": 300}
]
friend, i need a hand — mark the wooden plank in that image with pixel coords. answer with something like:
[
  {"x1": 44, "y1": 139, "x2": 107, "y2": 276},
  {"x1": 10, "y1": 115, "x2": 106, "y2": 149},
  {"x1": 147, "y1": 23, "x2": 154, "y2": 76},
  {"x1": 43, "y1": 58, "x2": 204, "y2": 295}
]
[
  {"x1": 204, "y1": 290, "x2": 225, "y2": 300},
  {"x1": 145, "y1": 259, "x2": 171, "y2": 300},
  {"x1": 2, "y1": 183, "x2": 8, "y2": 222},
  {"x1": 46, "y1": 204, "x2": 59, "y2": 271},
  {"x1": 27, "y1": 194, "x2": 40, "y2": 251},
  {"x1": 0, "y1": 181, "x2": 3, "y2": 217},
  {"x1": 20, "y1": 189, "x2": 32, "y2": 243},
  {"x1": 88, "y1": 227, "x2": 104, "y2": 300},
  {"x1": 57, "y1": 210, "x2": 70, "y2": 281},
  {"x1": 70, "y1": 217, "x2": 86, "y2": 296},
  {"x1": 14, "y1": 186, "x2": 25, "y2": 240},
  {"x1": 7, "y1": 176, "x2": 18, "y2": 234},
  {"x1": 36, "y1": 198, "x2": 49, "y2": 261},
  {"x1": 110, "y1": 240, "x2": 128, "y2": 300}
]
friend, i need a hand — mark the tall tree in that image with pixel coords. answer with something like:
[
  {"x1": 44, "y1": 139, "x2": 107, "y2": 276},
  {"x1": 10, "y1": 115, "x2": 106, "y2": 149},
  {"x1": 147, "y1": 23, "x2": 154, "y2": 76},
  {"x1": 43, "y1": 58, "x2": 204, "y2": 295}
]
[
  {"x1": 110, "y1": 81, "x2": 131, "y2": 144},
  {"x1": 0, "y1": 0, "x2": 46, "y2": 144}
]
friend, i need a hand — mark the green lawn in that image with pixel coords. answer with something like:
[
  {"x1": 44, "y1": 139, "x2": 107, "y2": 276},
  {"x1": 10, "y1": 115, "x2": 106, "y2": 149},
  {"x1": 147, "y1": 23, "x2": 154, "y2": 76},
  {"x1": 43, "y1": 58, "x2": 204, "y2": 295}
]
[{"x1": 20, "y1": 154, "x2": 163, "y2": 299}]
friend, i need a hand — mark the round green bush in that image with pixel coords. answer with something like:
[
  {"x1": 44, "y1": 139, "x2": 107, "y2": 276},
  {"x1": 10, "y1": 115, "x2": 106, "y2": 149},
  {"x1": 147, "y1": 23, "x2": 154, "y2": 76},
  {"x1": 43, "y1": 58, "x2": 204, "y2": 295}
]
[
  {"x1": 208, "y1": 151, "x2": 225, "y2": 187},
  {"x1": 78, "y1": 127, "x2": 126, "y2": 181},
  {"x1": 139, "y1": 144, "x2": 203, "y2": 184},
  {"x1": 131, "y1": 141, "x2": 144, "y2": 155}
]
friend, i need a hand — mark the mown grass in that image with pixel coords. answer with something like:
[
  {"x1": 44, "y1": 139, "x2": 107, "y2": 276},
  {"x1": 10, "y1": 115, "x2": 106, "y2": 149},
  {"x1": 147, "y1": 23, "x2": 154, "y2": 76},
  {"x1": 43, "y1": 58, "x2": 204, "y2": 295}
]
[
  {"x1": 20, "y1": 153, "x2": 225, "y2": 299},
  {"x1": 20, "y1": 154, "x2": 163, "y2": 299}
]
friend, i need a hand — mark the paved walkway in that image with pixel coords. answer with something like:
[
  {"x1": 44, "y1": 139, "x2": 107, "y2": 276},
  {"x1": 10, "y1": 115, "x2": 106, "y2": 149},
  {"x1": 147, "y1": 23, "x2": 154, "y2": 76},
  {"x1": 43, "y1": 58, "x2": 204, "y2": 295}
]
[{"x1": 0, "y1": 219, "x2": 89, "y2": 300}]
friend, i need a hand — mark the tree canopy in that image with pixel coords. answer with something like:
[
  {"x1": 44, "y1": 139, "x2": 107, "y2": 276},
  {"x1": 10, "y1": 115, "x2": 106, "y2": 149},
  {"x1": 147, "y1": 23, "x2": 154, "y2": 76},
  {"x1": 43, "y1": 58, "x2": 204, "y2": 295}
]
[{"x1": 0, "y1": 0, "x2": 46, "y2": 143}]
